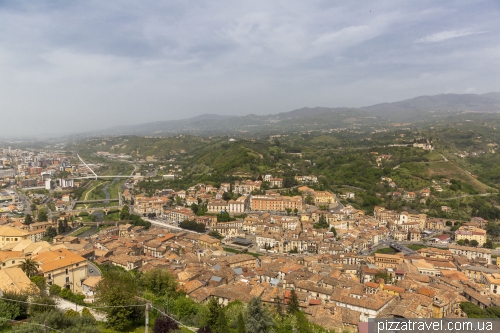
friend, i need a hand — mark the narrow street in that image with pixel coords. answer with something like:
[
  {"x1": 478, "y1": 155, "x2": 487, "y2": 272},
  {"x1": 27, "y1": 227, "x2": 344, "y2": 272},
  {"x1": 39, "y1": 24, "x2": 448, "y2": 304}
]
[{"x1": 54, "y1": 297, "x2": 106, "y2": 321}]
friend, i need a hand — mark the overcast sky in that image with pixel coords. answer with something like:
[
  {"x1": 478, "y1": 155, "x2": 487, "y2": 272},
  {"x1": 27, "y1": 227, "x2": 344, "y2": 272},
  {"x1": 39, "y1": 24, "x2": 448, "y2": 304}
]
[{"x1": 0, "y1": 0, "x2": 499, "y2": 137}]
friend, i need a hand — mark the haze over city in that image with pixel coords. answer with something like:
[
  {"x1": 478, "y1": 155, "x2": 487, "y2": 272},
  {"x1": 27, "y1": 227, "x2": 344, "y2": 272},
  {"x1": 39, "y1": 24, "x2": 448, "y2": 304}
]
[{"x1": 1, "y1": 0, "x2": 499, "y2": 137}]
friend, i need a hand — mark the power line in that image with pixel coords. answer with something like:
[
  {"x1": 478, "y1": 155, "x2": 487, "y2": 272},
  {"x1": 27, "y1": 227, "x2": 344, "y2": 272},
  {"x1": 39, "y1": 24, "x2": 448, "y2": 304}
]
[
  {"x1": 150, "y1": 305, "x2": 197, "y2": 332},
  {"x1": 0, "y1": 296, "x2": 144, "y2": 309},
  {"x1": 0, "y1": 316, "x2": 65, "y2": 333}
]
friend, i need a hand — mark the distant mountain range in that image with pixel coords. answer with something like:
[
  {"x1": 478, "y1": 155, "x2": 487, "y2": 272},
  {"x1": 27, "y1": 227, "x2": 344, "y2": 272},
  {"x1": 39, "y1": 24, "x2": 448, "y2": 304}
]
[
  {"x1": 361, "y1": 93, "x2": 500, "y2": 120},
  {"x1": 80, "y1": 92, "x2": 500, "y2": 137}
]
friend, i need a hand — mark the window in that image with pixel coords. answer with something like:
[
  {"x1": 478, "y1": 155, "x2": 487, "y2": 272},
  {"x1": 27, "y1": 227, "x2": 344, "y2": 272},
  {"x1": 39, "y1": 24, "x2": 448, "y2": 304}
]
[
  {"x1": 12, "y1": 260, "x2": 14, "y2": 264},
  {"x1": 65, "y1": 268, "x2": 69, "y2": 274},
  {"x1": 66, "y1": 277, "x2": 69, "y2": 283}
]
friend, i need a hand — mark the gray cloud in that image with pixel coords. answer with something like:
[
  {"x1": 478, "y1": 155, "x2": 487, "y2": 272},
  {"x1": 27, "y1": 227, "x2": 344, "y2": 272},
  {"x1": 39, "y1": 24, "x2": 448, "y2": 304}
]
[
  {"x1": 416, "y1": 30, "x2": 489, "y2": 43},
  {"x1": 0, "y1": 0, "x2": 498, "y2": 138}
]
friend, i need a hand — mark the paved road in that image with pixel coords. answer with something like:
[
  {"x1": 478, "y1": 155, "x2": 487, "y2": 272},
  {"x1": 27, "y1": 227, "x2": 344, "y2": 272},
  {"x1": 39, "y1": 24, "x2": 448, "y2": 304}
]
[
  {"x1": 55, "y1": 297, "x2": 106, "y2": 321},
  {"x1": 88, "y1": 261, "x2": 102, "y2": 277}
]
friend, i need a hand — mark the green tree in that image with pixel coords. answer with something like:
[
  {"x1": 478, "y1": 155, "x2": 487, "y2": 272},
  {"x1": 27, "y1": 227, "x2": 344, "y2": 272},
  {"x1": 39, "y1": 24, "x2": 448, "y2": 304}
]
[
  {"x1": 283, "y1": 177, "x2": 295, "y2": 188},
  {"x1": 470, "y1": 240, "x2": 479, "y2": 247},
  {"x1": 274, "y1": 296, "x2": 284, "y2": 317},
  {"x1": 484, "y1": 239, "x2": 494, "y2": 249},
  {"x1": 81, "y1": 307, "x2": 95, "y2": 321},
  {"x1": 0, "y1": 292, "x2": 29, "y2": 321},
  {"x1": 49, "y1": 284, "x2": 62, "y2": 296},
  {"x1": 0, "y1": 298, "x2": 21, "y2": 329},
  {"x1": 294, "y1": 311, "x2": 314, "y2": 333},
  {"x1": 457, "y1": 239, "x2": 465, "y2": 246},
  {"x1": 305, "y1": 195, "x2": 314, "y2": 205},
  {"x1": 37, "y1": 208, "x2": 48, "y2": 222},
  {"x1": 140, "y1": 268, "x2": 178, "y2": 297},
  {"x1": 44, "y1": 226, "x2": 57, "y2": 239},
  {"x1": 179, "y1": 220, "x2": 206, "y2": 232},
  {"x1": 313, "y1": 214, "x2": 328, "y2": 229},
  {"x1": 245, "y1": 297, "x2": 273, "y2": 333},
  {"x1": 172, "y1": 295, "x2": 199, "y2": 322},
  {"x1": 95, "y1": 269, "x2": 141, "y2": 330},
  {"x1": 24, "y1": 214, "x2": 33, "y2": 225},
  {"x1": 153, "y1": 316, "x2": 179, "y2": 333},
  {"x1": 222, "y1": 192, "x2": 231, "y2": 201},
  {"x1": 486, "y1": 306, "x2": 500, "y2": 318},
  {"x1": 120, "y1": 205, "x2": 130, "y2": 220},
  {"x1": 29, "y1": 295, "x2": 56, "y2": 314},
  {"x1": 30, "y1": 276, "x2": 46, "y2": 291},
  {"x1": 15, "y1": 309, "x2": 100, "y2": 333},
  {"x1": 217, "y1": 211, "x2": 231, "y2": 222},
  {"x1": 65, "y1": 309, "x2": 80, "y2": 317},
  {"x1": 287, "y1": 290, "x2": 300, "y2": 314},
  {"x1": 273, "y1": 313, "x2": 297, "y2": 333},
  {"x1": 20, "y1": 258, "x2": 40, "y2": 278},
  {"x1": 209, "y1": 231, "x2": 224, "y2": 240},
  {"x1": 207, "y1": 298, "x2": 228, "y2": 333},
  {"x1": 373, "y1": 272, "x2": 391, "y2": 284},
  {"x1": 236, "y1": 312, "x2": 246, "y2": 333},
  {"x1": 460, "y1": 302, "x2": 488, "y2": 318},
  {"x1": 58, "y1": 220, "x2": 66, "y2": 234}
]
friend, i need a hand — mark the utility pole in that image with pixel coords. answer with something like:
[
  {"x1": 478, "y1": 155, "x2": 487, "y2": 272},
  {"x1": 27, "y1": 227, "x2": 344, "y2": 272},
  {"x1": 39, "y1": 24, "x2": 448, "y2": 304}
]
[
  {"x1": 44, "y1": 320, "x2": 48, "y2": 333},
  {"x1": 145, "y1": 303, "x2": 150, "y2": 333}
]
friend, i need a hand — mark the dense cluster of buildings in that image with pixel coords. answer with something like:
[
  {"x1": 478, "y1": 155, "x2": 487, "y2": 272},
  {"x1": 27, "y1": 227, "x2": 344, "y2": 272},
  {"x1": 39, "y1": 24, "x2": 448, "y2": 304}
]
[
  {"x1": 1, "y1": 146, "x2": 499, "y2": 330},
  {"x1": 2, "y1": 211, "x2": 497, "y2": 331}
]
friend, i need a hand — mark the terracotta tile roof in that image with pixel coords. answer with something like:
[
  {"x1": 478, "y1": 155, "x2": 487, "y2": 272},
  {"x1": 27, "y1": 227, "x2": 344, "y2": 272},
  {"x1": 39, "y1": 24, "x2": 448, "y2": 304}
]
[
  {"x1": 0, "y1": 267, "x2": 38, "y2": 294},
  {"x1": 33, "y1": 248, "x2": 87, "y2": 273}
]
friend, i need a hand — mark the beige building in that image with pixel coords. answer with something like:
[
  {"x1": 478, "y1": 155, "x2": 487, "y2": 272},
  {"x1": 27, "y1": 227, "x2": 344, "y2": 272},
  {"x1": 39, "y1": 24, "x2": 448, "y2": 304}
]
[
  {"x1": 455, "y1": 226, "x2": 486, "y2": 245},
  {"x1": 483, "y1": 273, "x2": 500, "y2": 295},
  {"x1": 0, "y1": 267, "x2": 38, "y2": 295},
  {"x1": 0, "y1": 226, "x2": 30, "y2": 247},
  {"x1": 221, "y1": 254, "x2": 257, "y2": 269},
  {"x1": 250, "y1": 194, "x2": 303, "y2": 212},
  {"x1": 374, "y1": 253, "x2": 404, "y2": 268},
  {"x1": 0, "y1": 251, "x2": 26, "y2": 269},
  {"x1": 411, "y1": 260, "x2": 441, "y2": 276},
  {"x1": 448, "y1": 244, "x2": 491, "y2": 264},
  {"x1": 313, "y1": 191, "x2": 337, "y2": 205},
  {"x1": 207, "y1": 199, "x2": 229, "y2": 213},
  {"x1": 233, "y1": 180, "x2": 262, "y2": 194},
  {"x1": 168, "y1": 207, "x2": 195, "y2": 223},
  {"x1": 134, "y1": 196, "x2": 167, "y2": 216},
  {"x1": 228, "y1": 196, "x2": 249, "y2": 213},
  {"x1": 34, "y1": 248, "x2": 88, "y2": 294}
]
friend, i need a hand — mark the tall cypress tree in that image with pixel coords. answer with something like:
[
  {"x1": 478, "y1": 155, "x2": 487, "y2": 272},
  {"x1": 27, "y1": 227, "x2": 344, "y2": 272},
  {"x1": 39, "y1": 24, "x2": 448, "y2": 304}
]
[{"x1": 287, "y1": 289, "x2": 300, "y2": 314}]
